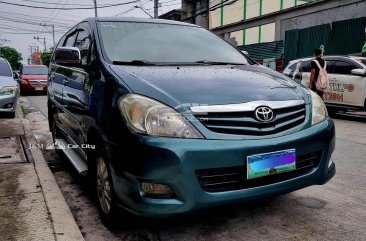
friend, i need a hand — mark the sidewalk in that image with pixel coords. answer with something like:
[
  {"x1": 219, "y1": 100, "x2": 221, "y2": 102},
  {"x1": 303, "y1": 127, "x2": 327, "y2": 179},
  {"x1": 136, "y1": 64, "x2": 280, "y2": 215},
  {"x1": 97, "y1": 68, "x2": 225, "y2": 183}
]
[{"x1": 0, "y1": 105, "x2": 84, "y2": 240}]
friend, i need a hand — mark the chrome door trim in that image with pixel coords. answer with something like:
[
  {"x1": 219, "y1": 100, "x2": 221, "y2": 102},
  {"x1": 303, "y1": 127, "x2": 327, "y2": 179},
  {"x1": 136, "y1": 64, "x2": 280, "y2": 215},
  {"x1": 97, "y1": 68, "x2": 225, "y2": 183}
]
[{"x1": 189, "y1": 100, "x2": 305, "y2": 113}]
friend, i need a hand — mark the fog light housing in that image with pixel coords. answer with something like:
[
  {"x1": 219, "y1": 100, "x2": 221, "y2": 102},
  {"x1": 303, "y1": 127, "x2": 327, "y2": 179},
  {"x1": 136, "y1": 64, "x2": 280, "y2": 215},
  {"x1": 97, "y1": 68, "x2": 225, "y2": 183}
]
[{"x1": 141, "y1": 182, "x2": 174, "y2": 198}]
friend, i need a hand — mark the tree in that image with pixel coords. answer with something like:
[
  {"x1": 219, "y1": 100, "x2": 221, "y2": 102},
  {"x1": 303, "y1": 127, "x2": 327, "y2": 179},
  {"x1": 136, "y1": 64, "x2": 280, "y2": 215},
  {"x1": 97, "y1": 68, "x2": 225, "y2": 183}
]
[
  {"x1": 41, "y1": 52, "x2": 52, "y2": 67},
  {"x1": 0, "y1": 46, "x2": 22, "y2": 70}
]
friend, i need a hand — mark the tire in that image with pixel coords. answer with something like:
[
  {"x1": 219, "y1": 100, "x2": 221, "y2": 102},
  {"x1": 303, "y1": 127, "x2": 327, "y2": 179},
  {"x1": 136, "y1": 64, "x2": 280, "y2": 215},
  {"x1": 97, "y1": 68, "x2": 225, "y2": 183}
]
[
  {"x1": 327, "y1": 107, "x2": 337, "y2": 117},
  {"x1": 94, "y1": 149, "x2": 120, "y2": 228}
]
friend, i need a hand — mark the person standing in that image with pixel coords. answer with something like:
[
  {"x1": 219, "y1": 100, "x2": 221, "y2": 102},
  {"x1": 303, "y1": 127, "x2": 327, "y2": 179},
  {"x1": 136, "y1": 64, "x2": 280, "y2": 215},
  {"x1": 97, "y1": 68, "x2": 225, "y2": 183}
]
[{"x1": 309, "y1": 48, "x2": 325, "y2": 100}]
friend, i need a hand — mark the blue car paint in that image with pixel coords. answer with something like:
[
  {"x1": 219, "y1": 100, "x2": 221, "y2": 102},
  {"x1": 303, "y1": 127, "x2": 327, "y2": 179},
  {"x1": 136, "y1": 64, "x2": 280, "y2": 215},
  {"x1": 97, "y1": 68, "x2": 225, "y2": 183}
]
[{"x1": 48, "y1": 17, "x2": 335, "y2": 217}]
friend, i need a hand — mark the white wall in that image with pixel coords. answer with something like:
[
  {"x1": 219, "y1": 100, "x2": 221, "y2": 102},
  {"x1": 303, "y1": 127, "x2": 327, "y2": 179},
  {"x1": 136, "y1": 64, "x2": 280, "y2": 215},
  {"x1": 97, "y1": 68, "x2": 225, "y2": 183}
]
[{"x1": 209, "y1": 0, "x2": 309, "y2": 45}]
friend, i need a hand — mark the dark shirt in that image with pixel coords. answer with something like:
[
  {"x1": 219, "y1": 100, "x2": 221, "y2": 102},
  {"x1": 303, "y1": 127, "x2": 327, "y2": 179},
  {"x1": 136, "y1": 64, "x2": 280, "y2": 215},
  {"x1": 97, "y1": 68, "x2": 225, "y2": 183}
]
[{"x1": 311, "y1": 57, "x2": 325, "y2": 90}]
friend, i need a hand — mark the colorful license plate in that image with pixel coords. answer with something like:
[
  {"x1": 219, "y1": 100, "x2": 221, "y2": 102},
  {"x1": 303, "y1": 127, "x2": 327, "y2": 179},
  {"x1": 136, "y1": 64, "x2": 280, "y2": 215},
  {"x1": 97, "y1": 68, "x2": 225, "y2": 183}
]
[
  {"x1": 247, "y1": 149, "x2": 296, "y2": 179},
  {"x1": 35, "y1": 87, "x2": 43, "y2": 91}
]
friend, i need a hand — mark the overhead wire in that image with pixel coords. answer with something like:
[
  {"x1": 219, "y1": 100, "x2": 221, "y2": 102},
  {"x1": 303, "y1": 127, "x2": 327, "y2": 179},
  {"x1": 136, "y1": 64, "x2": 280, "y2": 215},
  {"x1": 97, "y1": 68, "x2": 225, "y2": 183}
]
[{"x1": 0, "y1": 0, "x2": 140, "y2": 10}]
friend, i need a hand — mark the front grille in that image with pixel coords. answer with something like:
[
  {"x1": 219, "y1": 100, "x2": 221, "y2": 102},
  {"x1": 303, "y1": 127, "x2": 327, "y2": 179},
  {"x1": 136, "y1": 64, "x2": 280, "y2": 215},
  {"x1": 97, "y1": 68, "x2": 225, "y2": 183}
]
[
  {"x1": 195, "y1": 151, "x2": 322, "y2": 192},
  {"x1": 194, "y1": 105, "x2": 306, "y2": 136},
  {"x1": 29, "y1": 80, "x2": 47, "y2": 86}
]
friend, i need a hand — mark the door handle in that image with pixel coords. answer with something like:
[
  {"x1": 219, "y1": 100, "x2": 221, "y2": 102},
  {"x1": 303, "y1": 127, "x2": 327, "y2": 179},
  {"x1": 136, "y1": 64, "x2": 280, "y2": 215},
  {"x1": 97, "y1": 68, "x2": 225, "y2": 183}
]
[{"x1": 63, "y1": 79, "x2": 68, "y2": 85}]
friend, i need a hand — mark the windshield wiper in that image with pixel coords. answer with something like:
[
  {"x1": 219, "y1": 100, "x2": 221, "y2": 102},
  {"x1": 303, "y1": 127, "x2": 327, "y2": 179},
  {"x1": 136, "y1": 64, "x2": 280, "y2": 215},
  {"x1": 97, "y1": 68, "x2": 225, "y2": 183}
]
[
  {"x1": 112, "y1": 60, "x2": 157, "y2": 66},
  {"x1": 194, "y1": 60, "x2": 246, "y2": 65}
]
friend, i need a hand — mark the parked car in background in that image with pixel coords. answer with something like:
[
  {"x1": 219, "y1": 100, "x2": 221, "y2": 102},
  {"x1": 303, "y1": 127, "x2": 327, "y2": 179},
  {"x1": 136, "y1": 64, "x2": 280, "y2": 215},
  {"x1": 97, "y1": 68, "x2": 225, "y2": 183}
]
[
  {"x1": 49, "y1": 17, "x2": 335, "y2": 227},
  {"x1": 283, "y1": 56, "x2": 366, "y2": 114},
  {"x1": 20, "y1": 64, "x2": 48, "y2": 94},
  {"x1": 0, "y1": 58, "x2": 19, "y2": 118}
]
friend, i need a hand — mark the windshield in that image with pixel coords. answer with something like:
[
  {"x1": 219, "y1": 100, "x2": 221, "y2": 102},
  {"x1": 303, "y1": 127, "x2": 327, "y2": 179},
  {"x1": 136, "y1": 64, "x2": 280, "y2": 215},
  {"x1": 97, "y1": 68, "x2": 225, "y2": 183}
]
[
  {"x1": 98, "y1": 21, "x2": 249, "y2": 65},
  {"x1": 0, "y1": 60, "x2": 12, "y2": 77},
  {"x1": 23, "y1": 66, "x2": 48, "y2": 75},
  {"x1": 354, "y1": 58, "x2": 366, "y2": 67}
]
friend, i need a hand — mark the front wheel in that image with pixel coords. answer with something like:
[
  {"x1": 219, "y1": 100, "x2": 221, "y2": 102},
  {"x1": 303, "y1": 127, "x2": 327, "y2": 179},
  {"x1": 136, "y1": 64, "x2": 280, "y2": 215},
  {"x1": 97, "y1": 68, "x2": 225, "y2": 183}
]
[{"x1": 94, "y1": 153, "x2": 120, "y2": 227}]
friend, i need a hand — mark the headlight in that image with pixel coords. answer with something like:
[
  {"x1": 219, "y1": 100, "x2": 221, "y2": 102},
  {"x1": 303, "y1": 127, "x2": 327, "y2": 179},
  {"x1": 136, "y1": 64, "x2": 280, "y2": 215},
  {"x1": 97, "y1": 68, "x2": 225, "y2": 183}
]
[
  {"x1": 310, "y1": 90, "x2": 328, "y2": 125},
  {"x1": 118, "y1": 94, "x2": 203, "y2": 139},
  {"x1": 0, "y1": 86, "x2": 18, "y2": 95}
]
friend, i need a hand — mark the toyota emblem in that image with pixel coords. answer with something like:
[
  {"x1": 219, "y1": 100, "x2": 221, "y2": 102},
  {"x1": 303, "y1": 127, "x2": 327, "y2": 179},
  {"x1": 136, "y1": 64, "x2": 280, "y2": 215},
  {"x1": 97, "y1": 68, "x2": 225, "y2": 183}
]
[{"x1": 255, "y1": 106, "x2": 274, "y2": 122}]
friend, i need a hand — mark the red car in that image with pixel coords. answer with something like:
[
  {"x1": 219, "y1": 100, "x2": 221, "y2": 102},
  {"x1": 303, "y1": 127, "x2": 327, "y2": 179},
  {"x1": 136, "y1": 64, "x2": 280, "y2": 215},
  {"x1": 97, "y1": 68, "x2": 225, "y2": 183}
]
[{"x1": 20, "y1": 65, "x2": 48, "y2": 94}]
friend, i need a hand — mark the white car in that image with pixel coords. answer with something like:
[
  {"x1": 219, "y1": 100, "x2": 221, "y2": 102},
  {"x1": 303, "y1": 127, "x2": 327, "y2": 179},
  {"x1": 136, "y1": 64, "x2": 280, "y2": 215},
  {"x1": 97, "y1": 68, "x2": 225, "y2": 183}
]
[
  {"x1": 0, "y1": 58, "x2": 19, "y2": 118},
  {"x1": 283, "y1": 56, "x2": 366, "y2": 113}
]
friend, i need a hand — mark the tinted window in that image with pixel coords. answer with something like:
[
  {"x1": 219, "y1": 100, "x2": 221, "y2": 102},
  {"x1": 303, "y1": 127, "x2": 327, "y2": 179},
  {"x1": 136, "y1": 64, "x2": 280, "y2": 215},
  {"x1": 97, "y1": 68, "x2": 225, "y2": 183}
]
[
  {"x1": 301, "y1": 60, "x2": 311, "y2": 72},
  {"x1": 287, "y1": 62, "x2": 298, "y2": 71},
  {"x1": 354, "y1": 58, "x2": 366, "y2": 66},
  {"x1": 325, "y1": 60, "x2": 335, "y2": 73},
  {"x1": 0, "y1": 59, "x2": 12, "y2": 77},
  {"x1": 334, "y1": 61, "x2": 357, "y2": 75},
  {"x1": 98, "y1": 22, "x2": 249, "y2": 64},
  {"x1": 75, "y1": 24, "x2": 91, "y2": 65},
  {"x1": 23, "y1": 66, "x2": 48, "y2": 75}
]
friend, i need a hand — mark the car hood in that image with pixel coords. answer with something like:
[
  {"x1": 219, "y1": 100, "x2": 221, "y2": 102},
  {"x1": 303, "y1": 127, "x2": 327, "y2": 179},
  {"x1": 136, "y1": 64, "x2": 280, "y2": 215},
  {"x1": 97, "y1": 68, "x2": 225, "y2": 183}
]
[
  {"x1": 110, "y1": 64, "x2": 308, "y2": 108},
  {"x1": 0, "y1": 76, "x2": 17, "y2": 87},
  {"x1": 21, "y1": 75, "x2": 47, "y2": 80}
]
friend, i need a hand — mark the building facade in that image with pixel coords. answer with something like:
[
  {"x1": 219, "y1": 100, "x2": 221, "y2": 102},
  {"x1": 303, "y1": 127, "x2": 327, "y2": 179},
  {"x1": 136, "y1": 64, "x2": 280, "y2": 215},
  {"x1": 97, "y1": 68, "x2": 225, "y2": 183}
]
[{"x1": 209, "y1": 0, "x2": 314, "y2": 46}]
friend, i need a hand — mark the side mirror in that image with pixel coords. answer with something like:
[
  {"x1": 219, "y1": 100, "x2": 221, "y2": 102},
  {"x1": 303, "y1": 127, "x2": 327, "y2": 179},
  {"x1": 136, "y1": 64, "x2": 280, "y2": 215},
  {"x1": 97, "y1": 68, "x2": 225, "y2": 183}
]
[
  {"x1": 351, "y1": 68, "x2": 366, "y2": 76},
  {"x1": 13, "y1": 72, "x2": 19, "y2": 80},
  {"x1": 54, "y1": 47, "x2": 81, "y2": 65}
]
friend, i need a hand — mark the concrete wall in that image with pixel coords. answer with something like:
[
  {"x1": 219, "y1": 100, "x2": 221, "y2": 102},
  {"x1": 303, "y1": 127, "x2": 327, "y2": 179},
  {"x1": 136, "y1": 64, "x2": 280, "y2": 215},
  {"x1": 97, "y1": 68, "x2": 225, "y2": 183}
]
[{"x1": 277, "y1": 0, "x2": 366, "y2": 40}]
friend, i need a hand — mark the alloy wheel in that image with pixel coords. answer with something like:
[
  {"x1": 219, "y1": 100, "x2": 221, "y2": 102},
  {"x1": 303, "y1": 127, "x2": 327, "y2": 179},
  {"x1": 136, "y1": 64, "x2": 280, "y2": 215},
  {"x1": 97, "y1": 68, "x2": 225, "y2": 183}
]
[{"x1": 96, "y1": 157, "x2": 112, "y2": 215}]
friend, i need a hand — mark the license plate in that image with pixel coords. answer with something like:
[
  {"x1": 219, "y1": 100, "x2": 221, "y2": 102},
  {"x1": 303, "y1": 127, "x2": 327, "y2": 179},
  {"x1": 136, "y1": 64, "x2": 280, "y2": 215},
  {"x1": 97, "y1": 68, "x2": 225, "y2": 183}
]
[
  {"x1": 247, "y1": 149, "x2": 296, "y2": 179},
  {"x1": 35, "y1": 87, "x2": 43, "y2": 91}
]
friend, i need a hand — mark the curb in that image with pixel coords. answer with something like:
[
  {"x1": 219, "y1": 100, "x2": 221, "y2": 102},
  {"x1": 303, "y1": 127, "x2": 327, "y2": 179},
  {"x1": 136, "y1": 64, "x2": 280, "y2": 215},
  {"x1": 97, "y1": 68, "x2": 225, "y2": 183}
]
[{"x1": 18, "y1": 106, "x2": 85, "y2": 241}]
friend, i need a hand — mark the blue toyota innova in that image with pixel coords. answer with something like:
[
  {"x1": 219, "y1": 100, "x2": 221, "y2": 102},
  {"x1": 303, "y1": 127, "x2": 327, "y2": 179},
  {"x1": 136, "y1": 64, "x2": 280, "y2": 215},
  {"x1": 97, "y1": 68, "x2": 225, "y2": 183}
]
[{"x1": 48, "y1": 17, "x2": 335, "y2": 226}]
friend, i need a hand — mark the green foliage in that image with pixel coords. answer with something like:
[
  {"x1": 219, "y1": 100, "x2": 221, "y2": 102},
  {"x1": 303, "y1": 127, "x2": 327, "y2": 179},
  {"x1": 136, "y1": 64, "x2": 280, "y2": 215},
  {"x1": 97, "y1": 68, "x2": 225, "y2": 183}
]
[
  {"x1": 41, "y1": 52, "x2": 52, "y2": 67},
  {"x1": 0, "y1": 46, "x2": 22, "y2": 70}
]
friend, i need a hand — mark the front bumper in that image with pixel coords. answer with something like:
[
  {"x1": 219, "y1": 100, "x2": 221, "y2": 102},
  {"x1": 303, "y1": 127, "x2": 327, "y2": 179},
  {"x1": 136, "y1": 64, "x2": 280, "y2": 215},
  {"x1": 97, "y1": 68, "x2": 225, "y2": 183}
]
[
  {"x1": 20, "y1": 82, "x2": 47, "y2": 93},
  {"x1": 0, "y1": 93, "x2": 18, "y2": 114},
  {"x1": 109, "y1": 119, "x2": 336, "y2": 217}
]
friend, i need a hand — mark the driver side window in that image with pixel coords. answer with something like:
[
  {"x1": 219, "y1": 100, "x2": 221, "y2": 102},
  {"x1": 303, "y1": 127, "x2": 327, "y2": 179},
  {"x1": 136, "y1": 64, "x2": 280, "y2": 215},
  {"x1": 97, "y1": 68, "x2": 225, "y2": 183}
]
[
  {"x1": 75, "y1": 23, "x2": 92, "y2": 66},
  {"x1": 334, "y1": 61, "x2": 358, "y2": 75}
]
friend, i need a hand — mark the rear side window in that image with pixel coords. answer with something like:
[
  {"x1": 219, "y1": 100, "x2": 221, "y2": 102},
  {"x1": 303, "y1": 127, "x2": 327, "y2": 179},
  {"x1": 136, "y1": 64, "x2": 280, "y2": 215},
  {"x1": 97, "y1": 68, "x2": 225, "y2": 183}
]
[
  {"x1": 0, "y1": 59, "x2": 12, "y2": 77},
  {"x1": 334, "y1": 61, "x2": 358, "y2": 75},
  {"x1": 301, "y1": 61, "x2": 311, "y2": 72},
  {"x1": 287, "y1": 60, "x2": 311, "y2": 72}
]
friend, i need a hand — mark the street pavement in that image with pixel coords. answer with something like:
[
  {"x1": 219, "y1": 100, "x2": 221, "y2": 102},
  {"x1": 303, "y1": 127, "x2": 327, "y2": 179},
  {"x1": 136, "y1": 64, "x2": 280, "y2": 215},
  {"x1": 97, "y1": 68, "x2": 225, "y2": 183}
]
[
  {"x1": 22, "y1": 95, "x2": 366, "y2": 241},
  {"x1": 0, "y1": 101, "x2": 84, "y2": 241}
]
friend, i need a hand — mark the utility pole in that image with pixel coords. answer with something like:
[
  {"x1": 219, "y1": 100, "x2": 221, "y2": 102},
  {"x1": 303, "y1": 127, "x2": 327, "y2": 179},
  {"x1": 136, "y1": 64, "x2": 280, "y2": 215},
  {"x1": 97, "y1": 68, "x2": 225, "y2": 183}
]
[
  {"x1": 40, "y1": 23, "x2": 55, "y2": 48},
  {"x1": 33, "y1": 36, "x2": 47, "y2": 52},
  {"x1": 93, "y1": 0, "x2": 98, "y2": 17},
  {"x1": 154, "y1": 0, "x2": 158, "y2": 18}
]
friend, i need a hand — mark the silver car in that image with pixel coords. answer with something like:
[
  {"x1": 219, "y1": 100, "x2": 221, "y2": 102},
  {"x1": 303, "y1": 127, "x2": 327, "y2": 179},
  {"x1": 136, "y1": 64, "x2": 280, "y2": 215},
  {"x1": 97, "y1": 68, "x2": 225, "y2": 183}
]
[{"x1": 0, "y1": 58, "x2": 18, "y2": 118}]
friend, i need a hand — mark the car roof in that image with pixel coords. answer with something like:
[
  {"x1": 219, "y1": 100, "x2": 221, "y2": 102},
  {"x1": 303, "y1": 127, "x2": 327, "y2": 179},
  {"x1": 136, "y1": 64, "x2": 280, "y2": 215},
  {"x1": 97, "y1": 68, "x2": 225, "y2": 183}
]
[
  {"x1": 287, "y1": 55, "x2": 362, "y2": 65},
  {"x1": 86, "y1": 17, "x2": 197, "y2": 27}
]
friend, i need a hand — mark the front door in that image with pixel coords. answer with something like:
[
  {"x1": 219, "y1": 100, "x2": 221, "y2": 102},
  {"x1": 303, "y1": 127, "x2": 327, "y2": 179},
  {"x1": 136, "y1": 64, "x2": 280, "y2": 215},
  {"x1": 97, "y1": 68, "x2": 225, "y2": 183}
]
[{"x1": 325, "y1": 60, "x2": 366, "y2": 107}]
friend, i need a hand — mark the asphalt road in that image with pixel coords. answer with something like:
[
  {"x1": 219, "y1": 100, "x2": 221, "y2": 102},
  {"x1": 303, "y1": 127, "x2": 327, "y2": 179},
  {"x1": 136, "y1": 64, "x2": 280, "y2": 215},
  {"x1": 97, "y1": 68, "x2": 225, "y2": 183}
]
[
  {"x1": 23, "y1": 95, "x2": 366, "y2": 241},
  {"x1": 26, "y1": 95, "x2": 48, "y2": 117}
]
